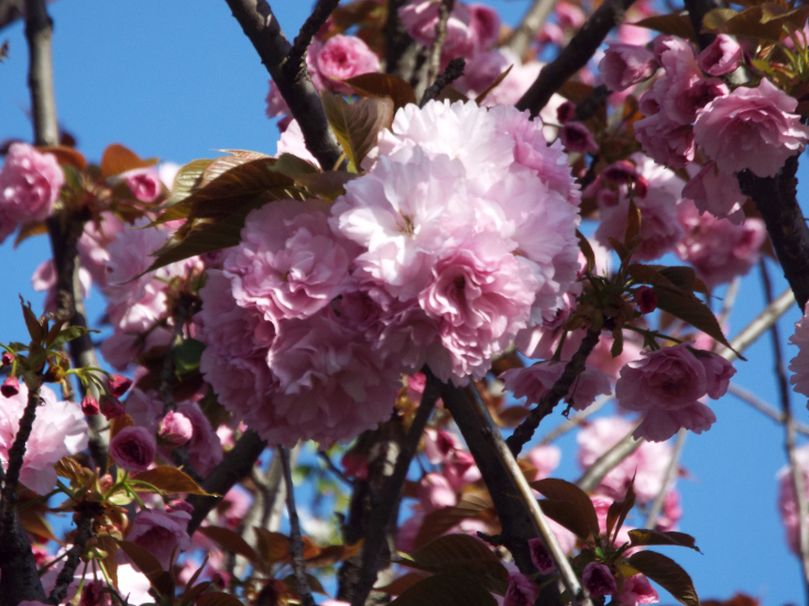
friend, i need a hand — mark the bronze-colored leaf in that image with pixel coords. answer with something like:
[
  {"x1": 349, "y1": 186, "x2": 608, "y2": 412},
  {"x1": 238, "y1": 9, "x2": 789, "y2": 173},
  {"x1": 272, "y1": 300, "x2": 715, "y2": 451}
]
[
  {"x1": 628, "y1": 529, "x2": 702, "y2": 552},
  {"x1": 196, "y1": 591, "x2": 244, "y2": 606},
  {"x1": 532, "y1": 478, "x2": 600, "y2": 539},
  {"x1": 475, "y1": 65, "x2": 514, "y2": 105},
  {"x1": 132, "y1": 465, "x2": 211, "y2": 496},
  {"x1": 39, "y1": 145, "x2": 87, "y2": 170},
  {"x1": 197, "y1": 526, "x2": 260, "y2": 563},
  {"x1": 100, "y1": 143, "x2": 157, "y2": 178},
  {"x1": 322, "y1": 91, "x2": 394, "y2": 170},
  {"x1": 408, "y1": 534, "x2": 507, "y2": 594},
  {"x1": 628, "y1": 550, "x2": 699, "y2": 606},
  {"x1": 346, "y1": 72, "x2": 417, "y2": 109},
  {"x1": 119, "y1": 540, "x2": 175, "y2": 597},
  {"x1": 166, "y1": 158, "x2": 214, "y2": 205},
  {"x1": 631, "y1": 13, "x2": 697, "y2": 39},
  {"x1": 390, "y1": 572, "x2": 497, "y2": 606},
  {"x1": 413, "y1": 493, "x2": 491, "y2": 550},
  {"x1": 254, "y1": 528, "x2": 291, "y2": 563}
]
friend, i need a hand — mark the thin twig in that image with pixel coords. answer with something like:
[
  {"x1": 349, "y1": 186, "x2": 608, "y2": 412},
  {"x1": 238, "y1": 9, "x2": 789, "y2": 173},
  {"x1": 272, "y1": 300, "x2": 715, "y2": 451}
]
[
  {"x1": 419, "y1": 57, "x2": 465, "y2": 106},
  {"x1": 760, "y1": 259, "x2": 809, "y2": 596},
  {"x1": 225, "y1": 0, "x2": 341, "y2": 168},
  {"x1": 507, "y1": 328, "x2": 600, "y2": 456},
  {"x1": 384, "y1": 0, "x2": 415, "y2": 76},
  {"x1": 644, "y1": 429, "x2": 686, "y2": 528},
  {"x1": 279, "y1": 445, "x2": 316, "y2": 606},
  {"x1": 506, "y1": 0, "x2": 558, "y2": 58},
  {"x1": 49, "y1": 505, "x2": 100, "y2": 604},
  {"x1": 516, "y1": 0, "x2": 637, "y2": 117},
  {"x1": 577, "y1": 426, "x2": 642, "y2": 492},
  {"x1": 350, "y1": 374, "x2": 440, "y2": 606},
  {"x1": 283, "y1": 0, "x2": 340, "y2": 82},
  {"x1": 425, "y1": 0, "x2": 454, "y2": 87},
  {"x1": 318, "y1": 450, "x2": 352, "y2": 486},
  {"x1": 538, "y1": 394, "x2": 610, "y2": 445},
  {"x1": 728, "y1": 383, "x2": 809, "y2": 436}
]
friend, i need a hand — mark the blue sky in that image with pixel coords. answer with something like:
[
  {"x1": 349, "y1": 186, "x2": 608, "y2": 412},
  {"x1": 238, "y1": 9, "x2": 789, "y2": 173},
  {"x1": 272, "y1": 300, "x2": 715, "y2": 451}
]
[{"x1": 1, "y1": 2, "x2": 807, "y2": 603}]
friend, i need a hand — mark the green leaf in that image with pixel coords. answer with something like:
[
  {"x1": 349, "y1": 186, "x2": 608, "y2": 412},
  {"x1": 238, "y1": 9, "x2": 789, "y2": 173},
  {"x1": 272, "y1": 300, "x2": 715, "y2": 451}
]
[
  {"x1": 390, "y1": 573, "x2": 497, "y2": 606},
  {"x1": 628, "y1": 550, "x2": 700, "y2": 606},
  {"x1": 197, "y1": 526, "x2": 260, "y2": 563},
  {"x1": 166, "y1": 158, "x2": 213, "y2": 205},
  {"x1": 173, "y1": 339, "x2": 205, "y2": 376},
  {"x1": 51, "y1": 325, "x2": 90, "y2": 349},
  {"x1": 322, "y1": 91, "x2": 394, "y2": 170},
  {"x1": 628, "y1": 529, "x2": 702, "y2": 552},
  {"x1": 631, "y1": 13, "x2": 696, "y2": 39},
  {"x1": 532, "y1": 478, "x2": 600, "y2": 539},
  {"x1": 346, "y1": 72, "x2": 417, "y2": 109},
  {"x1": 131, "y1": 465, "x2": 212, "y2": 495},
  {"x1": 702, "y1": 4, "x2": 809, "y2": 40}
]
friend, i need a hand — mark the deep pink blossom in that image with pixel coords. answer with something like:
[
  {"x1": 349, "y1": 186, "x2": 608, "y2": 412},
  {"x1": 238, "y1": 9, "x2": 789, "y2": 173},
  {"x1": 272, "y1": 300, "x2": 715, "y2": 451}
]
[
  {"x1": 177, "y1": 400, "x2": 223, "y2": 476},
  {"x1": 127, "y1": 508, "x2": 192, "y2": 568},
  {"x1": 109, "y1": 426, "x2": 156, "y2": 472},
  {"x1": 122, "y1": 167, "x2": 162, "y2": 203},
  {"x1": 503, "y1": 573, "x2": 538, "y2": 606},
  {"x1": 501, "y1": 360, "x2": 611, "y2": 411},
  {"x1": 158, "y1": 410, "x2": 194, "y2": 446},
  {"x1": 599, "y1": 43, "x2": 658, "y2": 91},
  {"x1": 694, "y1": 78, "x2": 809, "y2": 178},
  {"x1": 615, "y1": 345, "x2": 734, "y2": 441},
  {"x1": 582, "y1": 562, "x2": 617, "y2": 596},
  {"x1": 307, "y1": 35, "x2": 380, "y2": 94},
  {"x1": 617, "y1": 574, "x2": 660, "y2": 605},
  {"x1": 0, "y1": 142, "x2": 64, "y2": 242},
  {"x1": 528, "y1": 537, "x2": 556, "y2": 574}
]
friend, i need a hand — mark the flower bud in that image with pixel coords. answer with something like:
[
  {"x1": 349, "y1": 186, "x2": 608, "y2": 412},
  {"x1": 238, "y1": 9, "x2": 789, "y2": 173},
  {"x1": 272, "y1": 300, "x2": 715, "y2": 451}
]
[
  {"x1": 1, "y1": 352, "x2": 14, "y2": 366},
  {"x1": 158, "y1": 411, "x2": 194, "y2": 446},
  {"x1": 109, "y1": 426, "x2": 156, "y2": 473},
  {"x1": 107, "y1": 374, "x2": 132, "y2": 397},
  {"x1": 634, "y1": 286, "x2": 657, "y2": 314},
  {"x1": 581, "y1": 561, "x2": 617, "y2": 596},
  {"x1": 1, "y1": 375, "x2": 20, "y2": 398},
  {"x1": 99, "y1": 394, "x2": 125, "y2": 420},
  {"x1": 81, "y1": 394, "x2": 100, "y2": 416}
]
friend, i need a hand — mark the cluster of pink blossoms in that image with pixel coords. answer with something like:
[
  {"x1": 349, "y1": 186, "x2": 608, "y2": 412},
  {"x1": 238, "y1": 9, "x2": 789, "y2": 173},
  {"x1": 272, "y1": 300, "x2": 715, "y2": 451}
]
[
  {"x1": 199, "y1": 99, "x2": 581, "y2": 446},
  {"x1": 602, "y1": 34, "x2": 809, "y2": 221}
]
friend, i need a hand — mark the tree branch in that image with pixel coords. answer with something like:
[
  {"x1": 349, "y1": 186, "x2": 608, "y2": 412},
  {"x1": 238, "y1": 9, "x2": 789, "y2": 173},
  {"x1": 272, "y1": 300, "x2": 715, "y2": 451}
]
[
  {"x1": 0, "y1": 0, "x2": 24, "y2": 32},
  {"x1": 506, "y1": 328, "x2": 600, "y2": 456},
  {"x1": 577, "y1": 427, "x2": 641, "y2": 492},
  {"x1": 738, "y1": 156, "x2": 809, "y2": 310},
  {"x1": 186, "y1": 429, "x2": 266, "y2": 534},
  {"x1": 280, "y1": 445, "x2": 316, "y2": 606},
  {"x1": 283, "y1": 0, "x2": 340, "y2": 82},
  {"x1": 728, "y1": 383, "x2": 809, "y2": 436},
  {"x1": 350, "y1": 373, "x2": 440, "y2": 606},
  {"x1": 224, "y1": 0, "x2": 342, "y2": 168},
  {"x1": 419, "y1": 57, "x2": 465, "y2": 106},
  {"x1": 506, "y1": 0, "x2": 557, "y2": 58},
  {"x1": 49, "y1": 505, "x2": 100, "y2": 605},
  {"x1": 683, "y1": 0, "x2": 717, "y2": 49},
  {"x1": 516, "y1": 0, "x2": 637, "y2": 117},
  {"x1": 643, "y1": 428, "x2": 685, "y2": 528}
]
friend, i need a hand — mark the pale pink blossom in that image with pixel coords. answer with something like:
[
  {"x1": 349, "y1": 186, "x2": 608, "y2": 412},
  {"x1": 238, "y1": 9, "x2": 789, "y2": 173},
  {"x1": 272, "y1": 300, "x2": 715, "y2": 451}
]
[
  {"x1": 789, "y1": 303, "x2": 809, "y2": 399},
  {"x1": 0, "y1": 382, "x2": 87, "y2": 494},
  {"x1": 615, "y1": 345, "x2": 734, "y2": 441},
  {"x1": 109, "y1": 426, "x2": 156, "y2": 472},
  {"x1": 177, "y1": 400, "x2": 223, "y2": 476},
  {"x1": 399, "y1": 1, "x2": 491, "y2": 58},
  {"x1": 676, "y1": 200, "x2": 766, "y2": 288},
  {"x1": 225, "y1": 200, "x2": 353, "y2": 327},
  {"x1": 694, "y1": 78, "x2": 809, "y2": 178},
  {"x1": 525, "y1": 444, "x2": 561, "y2": 481},
  {"x1": 698, "y1": 34, "x2": 742, "y2": 76},
  {"x1": 778, "y1": 444, "x2": 809, "y2": 553},
  {"x1": 682, "y1": 162, "x2": 746, "y2": 222},
  {"x1": 127, "y1": 507, "x2": 192, "y2": 568},
  {"x1": 276, "y1": 119, "x2": 320, "y2": 167},
  {"x1": 307, "y1": 34, "x2": 380, "y2": 94},
  {"x1": 577, "y1": 416, "x2": 674, "y2": 502},
  {"x1": 0, "y1": 142, "x2": 64, "y2": 242},
  {"x1": 418, "y1": 473, "x2": 457, "y2": 511},
  {"x1": 599, "y1": 43, "x2": 658, "y2": 91}
]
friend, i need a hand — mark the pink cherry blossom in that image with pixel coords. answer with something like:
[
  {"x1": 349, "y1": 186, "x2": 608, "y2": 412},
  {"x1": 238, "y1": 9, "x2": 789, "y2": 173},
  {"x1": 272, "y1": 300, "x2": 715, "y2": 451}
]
[
  {"x1": 682, "y1": 162, "x2": 746, "y2": 222},
  {"x1": 676, "y1": 200, "x2": 766, "y2": 288},
  {"x1": 615, "y1": 344, "x2": 734, "y2": 441},
  {"x1": 306, "y1": 34, "x2": 380, "y2": 94},
  {"x1": 503, "y1": 573, "x2": 538, "y2": 606},
  {"x1": 582, "y1": 561, "x2": 617, "y2": 596},
  {"x1": 122, "y1": 167, "x2": 162, "y2": 203},
  {"x1": 225, "y1": 200, "x2": 353, "y2": 328},
  {"x1": 127, "y1": 507, "x2": 192, "y2": 568},
  {"x1": 109, "y1": 426, "x2": 156, "y2": 472},
  {"x1": 177, "y1": 400, "x2": 224, "y2": 476},
  {"x1": 501, "y1": 360, "x2": 611, "y2": 411},
  {"x1": 158, "y1": 411, "x2": 194, "y2": 446},
  {"x1": 789, "y1": 303, "x2": 809, "y2": 399},
  {"x1": 0, "y1": 142, "x2": 64, "y2": 242},
  {"x1": 599, "y1": 43, "x2": 658, "y2": 91},
  {"x1": 0, "y1": 382, "x2": 88, "y2": 494},
  {"x1": 698, "y1": 34, "x2": 742, "y2": 76},
  {"x1": 617, "y1": 574, "x2": 660, "y2": 605},
  {"x1": 694, "y1": 78, "x2": 809, "y2": 178}
]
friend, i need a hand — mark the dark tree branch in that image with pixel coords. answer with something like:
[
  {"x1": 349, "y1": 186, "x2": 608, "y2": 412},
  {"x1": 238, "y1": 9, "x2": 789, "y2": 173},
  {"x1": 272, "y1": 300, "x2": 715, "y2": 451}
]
[
  {"x1": 506, "y1": 328, "x2": 600, "y2": 456},
  {"x1": 1, "y1": 381, "x2": 41, "y2": 528},
  {"x1": 186, "y1": 429, "x2": 266, "y2": 534},
  {"x1": 506, "y1": 0, "x2": 557, "y2": 58},
  {"x1": 384, "y1": 0, "x2": 415, "y2": 76},
  {"x1": 225, "y1": 0, "x2": 342, "y2": 169},
  {"x1": 0, "y1": 0, "x2": 24, "y2": 32},
  {"x1": 283, "y1": 0, "x2": 340, "y2": 82},
  {"x1": 350, "y1": 374, "x2": 440, "y2": 606},
  {"x1": 683, "y1": 0, "x2": 717, "y2": 49},
  {"x1": 738, "y1": 157, "x2": 809, "y2": 310},
  {"x1": 516, "y1": 0, "x2": 637, "y2": 117},
  {"x1": 48, "y1": 504, "x2": 100, "y2": 605},
  {"x1": 419, "y1": 57, "x2": 465, "y2": 106},
  {"x1": 280, "y1": 445, "x2": 316, "y2": 606}
]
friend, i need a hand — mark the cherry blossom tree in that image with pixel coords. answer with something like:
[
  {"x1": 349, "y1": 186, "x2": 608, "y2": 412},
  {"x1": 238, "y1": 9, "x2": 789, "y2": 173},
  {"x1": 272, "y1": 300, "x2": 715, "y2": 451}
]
[{"x1": 2, "y1": 0, "x2": 809, "y2": 605}]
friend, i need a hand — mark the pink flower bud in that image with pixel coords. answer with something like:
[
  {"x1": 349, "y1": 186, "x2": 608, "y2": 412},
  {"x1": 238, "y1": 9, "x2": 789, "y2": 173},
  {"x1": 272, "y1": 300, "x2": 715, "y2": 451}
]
[
  {"x1": 99, "y1": 395, "x2": 125, "y2": 420},
  {"x1": 1, "y1": 375, "x2": 20, "y2": 398},
  {"x1": 158, "y1": 411, "x2": 194, "y2": 446},
  {"x1": 80, "y1": 581, "x2": 112, "y2": 606},
  {"x1": 634, "y1": 286, "x2": 657, "y2": 314},
  {"x1": 599, "y1": 43, "x2": 658, "y2": 91},
  {"x1": 698, "y1": 34, "x2": 742, "y2": 77},
  {"x1": 108, "y1": 374, "x2": 132, "y2": 397},
  {"x1": 560, "y1": 122, "x2": 598, "y2": 154},
  {"x1": 1, "y1": 352, "x2": 14, "y2": 366},
  {"x1": 81, "y1": 394, "x2": 100, "y2": 416},
  {"x1": 109, "y1": 426, "x2": 156, "y2": 473},
  {"x1": 528, "y1": 537, "x2": 556, "y2": 574},
  {"x1": 123, "y1": 168, "x2": 162, "y2": 203},
  {"x1": 582, "y1": 561, "x2": 617, "y2": 596},
  {"x1": 503, "y1": 573, "x2": 538, "y2": 606},
  {"x1": 557, "y1": 101, "x2": 577, "y2": 124}
]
